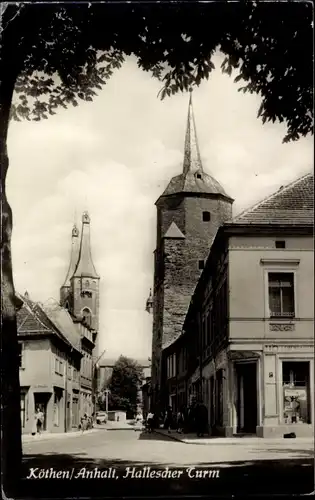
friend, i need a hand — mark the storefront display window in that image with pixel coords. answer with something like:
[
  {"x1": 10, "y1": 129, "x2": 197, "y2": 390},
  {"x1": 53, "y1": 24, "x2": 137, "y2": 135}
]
[{"x1": 282, "y1": 361, "x2": 310, "y2": 424}]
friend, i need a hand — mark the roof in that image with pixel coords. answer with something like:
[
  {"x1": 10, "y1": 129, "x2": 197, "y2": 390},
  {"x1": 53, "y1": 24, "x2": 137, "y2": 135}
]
[
  {"x1": 157, "y1": 92, "x2": 232, "y2": 202},
  {"x1": 160, "y1": 171, "x2": 231, "y2": 199},
  {"x1": 17, "y1": 295, "x2": 51, "y2": 334},
  {"x1": 42, "y1": 298, "x2": 82, "y2": 351},
  {"x1": 233, "y1": 173, "x2": 314, "y2": 225},
  {"x1": 163, "y1": 221, "x2": 185, "y2": 239},
  {"x1": 17, "y1": 293, "x2": 81, "y2": 354}
]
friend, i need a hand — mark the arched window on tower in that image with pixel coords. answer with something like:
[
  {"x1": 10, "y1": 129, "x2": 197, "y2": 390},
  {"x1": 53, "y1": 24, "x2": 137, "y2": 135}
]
[
  {"x1": 82, "y1": 308, "x2": 92, "y2": 327},
  {"x1": 65, "y1": 301, "x2": 69, "y2": 311}
]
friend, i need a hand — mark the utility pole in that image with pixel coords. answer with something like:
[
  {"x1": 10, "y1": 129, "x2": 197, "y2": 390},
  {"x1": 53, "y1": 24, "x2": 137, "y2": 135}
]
[
  {"x1": 92, "y1": 348, "x2": 107, "y2": 414},
  {"x1": 104, "y1": 388, "x2": 110, "y2": 413},
  {"x1": 64, "y1": 357, "x2": 68, "y2": 433}
]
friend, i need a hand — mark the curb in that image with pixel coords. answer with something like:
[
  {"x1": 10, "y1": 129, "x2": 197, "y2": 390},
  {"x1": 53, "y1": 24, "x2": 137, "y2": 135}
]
[
  {"x1": 154, "y1": 430, "x2": 314, "y2": 446},
  {"x1": 106, "y1": 427, "x2": 135, "y2": 431},
  {"x1": 154, "y1": 430, "x2": 187, "y2": 444},
  {"x1": 22, "y1": 428, "x2": 100, "y2": 444}
]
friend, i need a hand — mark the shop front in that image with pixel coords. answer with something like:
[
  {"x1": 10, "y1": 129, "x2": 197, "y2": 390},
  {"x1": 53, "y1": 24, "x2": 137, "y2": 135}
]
[{"x1": 257, "y1": 344, "x2": 314, "y2": 438}]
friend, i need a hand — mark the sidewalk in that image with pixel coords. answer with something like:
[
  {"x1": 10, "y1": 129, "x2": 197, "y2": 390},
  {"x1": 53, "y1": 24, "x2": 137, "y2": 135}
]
[
  {"x1": 22, "y1": 428, "x2": 99, "y2": 444},
  {"x1": 155, "y1": 428, "x2": 314, "y2": 446}
]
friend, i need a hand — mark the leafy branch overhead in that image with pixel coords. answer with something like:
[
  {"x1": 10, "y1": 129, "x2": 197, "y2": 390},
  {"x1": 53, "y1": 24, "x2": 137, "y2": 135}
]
[{"x1": 2, "y1": 1, "x2": 313, "y2": 143}]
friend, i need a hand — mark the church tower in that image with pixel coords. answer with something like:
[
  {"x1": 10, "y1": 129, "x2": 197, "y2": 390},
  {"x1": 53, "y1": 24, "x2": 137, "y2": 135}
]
[
  {"x1": 71, "y1": 212, "x2": 100, "y2": 331},
  {"x1": 60, "y1": 212, "x2": 100, "y2": 343},
  {"x1": 151, "y1": 91, "x2": 234, "y2": 411},
  {"x1": 60, "y1": 224, "x2": 80, "y2": 309}
]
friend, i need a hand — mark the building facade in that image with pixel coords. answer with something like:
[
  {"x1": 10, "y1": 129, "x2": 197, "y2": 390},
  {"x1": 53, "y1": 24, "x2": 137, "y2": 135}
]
[
  {"x1": 17, "y1": 294, "x2": 82, "y2": 434},
  {"x1": 151, "y1": 91, "x2": 233, "y2": 413},
  {"x1": 172, "y1": 173, "x2": 314, "y2": 438}
]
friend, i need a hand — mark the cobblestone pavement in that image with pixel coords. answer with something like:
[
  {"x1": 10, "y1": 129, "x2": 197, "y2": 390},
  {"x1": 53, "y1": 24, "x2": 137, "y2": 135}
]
[{"x1": 20, "y1": 429, "x2": 314, "y2": 498}]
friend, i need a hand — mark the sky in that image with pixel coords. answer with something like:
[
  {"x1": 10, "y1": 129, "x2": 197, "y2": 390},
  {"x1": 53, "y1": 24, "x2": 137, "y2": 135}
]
[{"x1": 7, "y1": 52, "x2": 313, "y2": 361}]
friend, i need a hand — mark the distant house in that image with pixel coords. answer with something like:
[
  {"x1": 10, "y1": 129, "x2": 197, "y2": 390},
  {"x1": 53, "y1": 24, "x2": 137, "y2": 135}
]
[
  {"x1": 17, "y1": 293, "x2": 82, "y2": 434},
  {"x1": 98, "y1": 357, "x2": 151, "y2": 391}
]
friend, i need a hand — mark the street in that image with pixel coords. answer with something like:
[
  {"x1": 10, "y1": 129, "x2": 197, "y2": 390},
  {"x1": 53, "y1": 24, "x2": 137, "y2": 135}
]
[{"x1": 20, "y1": 428, "x2": 314, "y2": 498}]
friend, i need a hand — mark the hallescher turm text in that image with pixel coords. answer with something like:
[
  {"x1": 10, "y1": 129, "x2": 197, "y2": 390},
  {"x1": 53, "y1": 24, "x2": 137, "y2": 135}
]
[{"x1": 26, "y1": 467, "x2": 220, "y2": 480}]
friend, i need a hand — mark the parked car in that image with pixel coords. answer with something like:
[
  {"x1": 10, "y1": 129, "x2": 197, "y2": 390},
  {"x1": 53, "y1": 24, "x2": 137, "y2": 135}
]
[{"x1": 96, "y1": 411, "x2": 107, "y2": 424}]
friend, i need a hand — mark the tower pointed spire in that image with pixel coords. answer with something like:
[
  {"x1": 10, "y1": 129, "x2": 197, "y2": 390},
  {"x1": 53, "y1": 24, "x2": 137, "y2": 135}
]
[
  {"x1": 62, "y1": 223, "x2": 80, "y2": 287},
  {"x1": 183, "y1": 89, "x2": 203, "y2": 175},
  {"x1": 73, "y1": 211, "x2": 99, "y2": 278}
]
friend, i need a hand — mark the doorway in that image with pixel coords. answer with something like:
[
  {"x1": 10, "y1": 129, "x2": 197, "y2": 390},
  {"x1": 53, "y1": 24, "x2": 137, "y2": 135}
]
[
  {"x1": 34, "y1": 393, "x2": 50, "y2": 431},
  {"x1": 236, "y1": 362, "x2": 257, "y2": 434}
]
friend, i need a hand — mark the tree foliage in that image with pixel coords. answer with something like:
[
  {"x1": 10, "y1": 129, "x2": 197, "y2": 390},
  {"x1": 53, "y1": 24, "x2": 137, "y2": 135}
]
[
  {"x1": 106, "y1": 356, "x2": 143, "y2": 417},
  {"x1": 1, "y1": 1, "x2": 313, "y2": 143}
]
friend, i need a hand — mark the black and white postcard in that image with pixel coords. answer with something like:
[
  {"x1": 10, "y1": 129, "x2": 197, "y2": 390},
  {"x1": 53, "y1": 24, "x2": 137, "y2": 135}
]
[{"x1": 1, "y1": 2, "x2": 314, "y2": 499}]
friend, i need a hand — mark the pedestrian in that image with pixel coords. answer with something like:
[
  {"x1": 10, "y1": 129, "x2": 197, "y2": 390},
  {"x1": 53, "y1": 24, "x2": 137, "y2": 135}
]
[
  {"x1": 31, "y1": 414, "x2": 37, "y2": 437},
  {"x1": 195, "y1": 401, "x2": 208, "y2": 437},
  {"x1": 35, "y1": 407, "x2": 44, "y2": 435},
  {"x1": 176, "y1": 406, "x2": 185, "y2": 434},
  {"x1": 134, "y1": 411, "x2": 143, "y2": 431},
  {"x1": 81, "y1": 413, "x2": 88, "y2": 433},
  {"x1": 164, "y1": 406, "x2": 173, "y2": 433},
  {"x1": 146, "y1": 411, "x2": 154, "y2": 433}
]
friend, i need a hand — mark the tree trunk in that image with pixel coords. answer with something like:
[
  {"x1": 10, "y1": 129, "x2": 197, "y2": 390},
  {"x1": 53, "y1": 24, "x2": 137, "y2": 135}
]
[{"x1": 0, "y1": 66, "x2": 23, "y2": 496}]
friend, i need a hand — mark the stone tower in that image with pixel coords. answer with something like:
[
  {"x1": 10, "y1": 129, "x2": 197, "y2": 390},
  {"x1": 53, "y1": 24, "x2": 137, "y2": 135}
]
[
  {"x1": 151, "y1": 92, "x2": 233, "y2": 411},
  {"x1": 60, "y1": 212, "x2": 100, "y2": 350}
]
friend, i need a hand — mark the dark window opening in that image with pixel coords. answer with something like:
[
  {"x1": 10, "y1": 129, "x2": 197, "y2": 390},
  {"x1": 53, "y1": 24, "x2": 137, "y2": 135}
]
[
  {"x1": 82, "y1": 308, "x2": 92, "y2": 327},
  {"x1": 275, "y1": 240, "x2": 286, "y2": 249},
  {"x1": 198, "y1": 260, "x2": 205, "y2": 270},
  {"x1": 203, "y1": 211, "x2": 211, "y2": 222},
  {"x1": 196, "y1": 174, "x2": 202, "y2": 179}
]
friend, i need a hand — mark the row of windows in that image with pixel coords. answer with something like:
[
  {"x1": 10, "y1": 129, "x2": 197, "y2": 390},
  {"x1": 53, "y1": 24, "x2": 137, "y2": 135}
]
[
  {"x1": 166, "y1": 350, "x2": 187, "y2": 378},
  {"x1": 18, "y1": 342, "x2": 89, "y2": 378},
  {"x1": 55, "y1": 356, "x2": 64, "y2": 375},
  {"x1": 82, "y1": 351, "x2": 93, "y2": 379},
  {"x1": 167, "y1": 354, "x2": 176, "y2": 379},
  {"x1": 196, "y1": 271, "x2": 295, "y2": 364}
]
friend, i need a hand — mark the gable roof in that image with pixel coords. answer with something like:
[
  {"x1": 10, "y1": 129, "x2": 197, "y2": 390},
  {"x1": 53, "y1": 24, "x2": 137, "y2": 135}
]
[
  {"x1": 17, "y1": 294, "x2": 82, "y2": 354},
  {"x1": 233, "y1": 173, "x2": 314, "y2": 225},
  {"x1": 42, "y1": 299, "x2": 82, "y2": 351}
]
